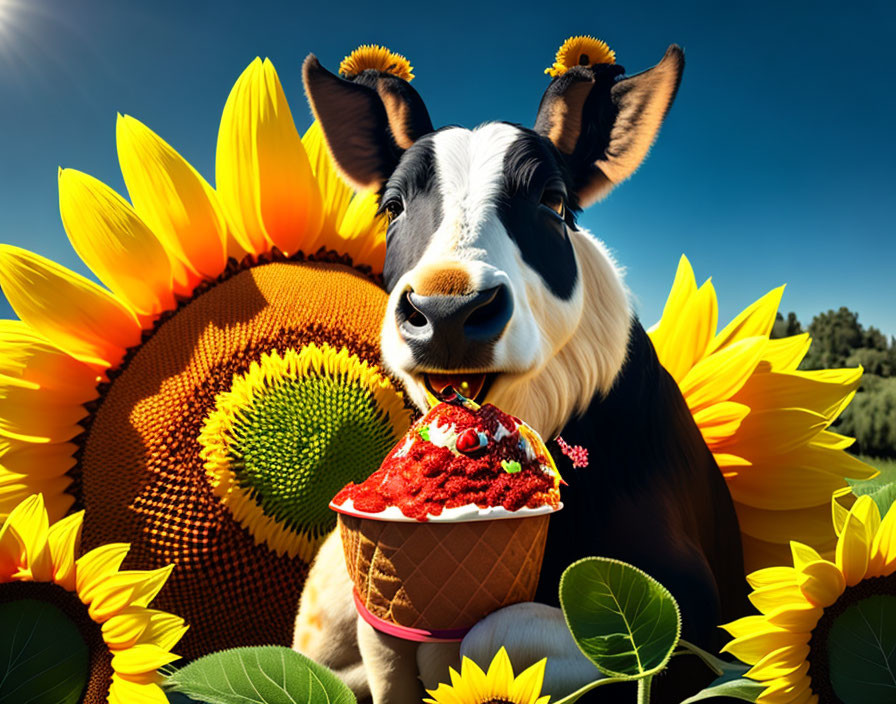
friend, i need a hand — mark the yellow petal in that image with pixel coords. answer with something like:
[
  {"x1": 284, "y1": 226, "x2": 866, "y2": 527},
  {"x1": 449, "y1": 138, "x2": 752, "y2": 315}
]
[
  {"x1": 110, "y1": 643, "x2": 180, "y2": 676},
  {"x1": 0, "y1": 474, "x2": 74, "y2": 525},
  {"x1": 692, "y1": 402, "x2": 750, "y2": 448},
  {"x1": 47, "y1": 510, "x2": 83, "y2": 590},
  {"x1": 756, "y1": 667, "x2": 811, "y2": 704},
  {"x1": 135, "y1": 610, "x2": 188, "y2": 651},
  {"x1": 0, "y1": 321, "x2": 99, "y2": 401},
  {"x1": 762, "y1": 333, "x2": 811, "y2": 372},
  {"x1": 797, "y1": 560, "x2": 844, "y2": 608},
  {"x1": 0, "y1": 245, "x2": 141, "y2": 371},
  {"x1": 748, "y1": 582, "x2": 806, "y2": 614},
  {"x1": 728, "y1": 463, "x2": 853, "y2": 511},
  {"x1": 108, "y1": 674, "x2": 169, "y2": 704},
  {"x1": 723, "y1": 614, "x2": 776, "y2": 640},
  {"x1": 733, "y1": 368, "x2": 862, "y2": 423},
  {"x1": 337, "y1": 191, "x2": 388, "y2": 271},
  {"x1": 680, "y1": 336, "x2": 766, "y2": 412},
  {"x1": 835, "y1": 497, "x2": 875, "y2": 586},
  {"x1": 0, "y1": 440, "x2": 76, "y2": 480},
  {"x1": 649, "y1": 254, "x2": 697, "y2": 360},
  {"x1": 743, "y1": 534, "x2": 807, "y2": 576},
  {"x1": 707, "y1": 286, "x2": 784, "y2": 355},
  {"x1": 302, "y1": 120, "x2": 353, "y2": 238},
  {"x1": 485, "y1": 647, "x2": 515, "y2": 694},
  {"x1": 87, "y1": 564, "x2": 174, "y2": 622},
  {"x1": 747, "y1": 566, "x2": 799, "y2": 590},
  {"x1": 765, "y1": 603, "x2": 822, "y2": 631},
  {"x1": 58, "y1": 168, "x2": 175, "y2": 321},
  {"x1": 810, "y1": 430, "x2": 855, "y2": 451},
  {"x1": 510, "y1": 658, "x2": 548, "y2": 704},
  {"x1": 656, "y1": 278, "x2": 718, "y2": 382},
  {"x1": 746, "y1": 644, "x2": 810, "y2": 681},
  {"x1": 721, "y1": 622, "x2": 808, "y2": 664},
  {"x1": 216, "y1": 58, "x2": 323, "y2": 256},
  {"x1": 0, "y1": 375, "x2": 87, "y2": 443},
  {"x1": 1, "y1": 493, "x2": 52, "y2": 581},
  {"x1": 117, "y1": 114, "x2": 228, "y2": 292},
  {"x1": 76, "y1": 542, "x2": 131, "y2": 603},
  {"x1": 870, "y1": 499, "x2": 896, "y2": 577},
  {"x1": 103, "y1": 607, "x2": 152, "y2": 650},
  {"x1": 718, "y1": 408, "x2": 827, "y2": 457},
  {"x1": 0, "y1": 501, "x2": 27, "y2": 579},
  {"x1": 790, "y1": 542, "x2": 823, "y2": 571},
  {"x1": 735, "y1": 502, "x2": 836, "y2": 548}
]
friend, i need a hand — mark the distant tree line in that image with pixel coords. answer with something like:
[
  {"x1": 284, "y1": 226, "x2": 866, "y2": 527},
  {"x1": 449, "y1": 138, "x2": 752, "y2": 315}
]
[{"x1": 771, "y1": 308, "x2": 896, "y2": 458}]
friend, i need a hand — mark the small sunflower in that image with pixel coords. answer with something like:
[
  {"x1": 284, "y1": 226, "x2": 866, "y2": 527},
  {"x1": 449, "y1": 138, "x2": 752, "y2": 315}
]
[
  {"x1": 425, "y1": 647, "x2": 550, "y2": 704},
  {"x1": 339, "y1": 44, "x2": 414, "y2": 81},
  {"x1": 721, "y1": 494, "x2": 896, "y2": 704},
  {"x1": 544, "y1": 35, "x2": 616, "y2": 77},
  {"x1": 0, "y1": 52, "x2": 414, "y2": 657},
  {"x1": 648, "y1": 256, "x2": 876, "y2": 572},
  {"x1": 0, "y1": 493, "x2": 186, "y2": 703}
]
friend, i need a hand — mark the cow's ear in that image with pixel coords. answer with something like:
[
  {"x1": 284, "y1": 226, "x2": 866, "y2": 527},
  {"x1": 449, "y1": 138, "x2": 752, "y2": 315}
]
[
  {"x1": 302, "y1": 54, "x2": 433, "y2": 192},
  {"x1": 535, "y1": 45, "x2": 684, "y2": 207}
]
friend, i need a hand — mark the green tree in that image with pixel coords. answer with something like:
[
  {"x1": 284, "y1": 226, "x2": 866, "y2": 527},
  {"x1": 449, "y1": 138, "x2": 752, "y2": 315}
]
[{"x1": 801, "y1": 307, "x2": 864, "y2": 370}]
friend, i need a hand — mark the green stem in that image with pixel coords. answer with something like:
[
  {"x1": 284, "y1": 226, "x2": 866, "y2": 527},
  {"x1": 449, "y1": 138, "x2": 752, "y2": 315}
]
[{"x1": 637, "y1": 676, "x2": 652, "y2": 704}]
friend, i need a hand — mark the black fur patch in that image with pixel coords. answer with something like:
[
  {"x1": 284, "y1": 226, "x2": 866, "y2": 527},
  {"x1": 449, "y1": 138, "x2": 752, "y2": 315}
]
[
  {"x1": 497, "y1": 127, "x2": 580, "y2": 300},
  {"x1": 536, "y1": 320, "x2": 749, "y2": 703},
  {"x1": 381, "y1": 135, "x2": 443, "y2": 292}
]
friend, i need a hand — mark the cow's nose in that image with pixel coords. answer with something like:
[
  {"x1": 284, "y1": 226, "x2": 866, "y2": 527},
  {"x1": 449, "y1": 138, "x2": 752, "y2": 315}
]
[{"x1": 396, "y1": 285, "x2": 513, "y2": 366}]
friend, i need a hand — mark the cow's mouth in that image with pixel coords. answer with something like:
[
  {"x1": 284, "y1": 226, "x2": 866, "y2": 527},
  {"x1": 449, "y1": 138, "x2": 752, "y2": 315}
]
[{"x1": 422, "y1": 372, "x2": 499, "y2": 405}]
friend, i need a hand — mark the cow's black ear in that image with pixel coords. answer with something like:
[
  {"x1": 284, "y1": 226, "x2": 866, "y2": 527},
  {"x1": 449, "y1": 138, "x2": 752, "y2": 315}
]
[
  {"x1": 302, "y1": 54, "x2": 433, "y2": 191},
  {"x1": 535, "y1": 45, "x2": 684, "y2": 207}
]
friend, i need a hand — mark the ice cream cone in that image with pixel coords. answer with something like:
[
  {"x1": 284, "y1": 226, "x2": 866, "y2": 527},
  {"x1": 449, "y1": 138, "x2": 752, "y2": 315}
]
[{"x1": 336, "y1": 510, "x2": 551, "y2": 639}]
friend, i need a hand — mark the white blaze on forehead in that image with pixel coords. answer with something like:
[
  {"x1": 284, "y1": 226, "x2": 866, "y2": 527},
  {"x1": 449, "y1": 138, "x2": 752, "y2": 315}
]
[{"x1": 428, "y1": 123, "x2": 523, "y2": 254}]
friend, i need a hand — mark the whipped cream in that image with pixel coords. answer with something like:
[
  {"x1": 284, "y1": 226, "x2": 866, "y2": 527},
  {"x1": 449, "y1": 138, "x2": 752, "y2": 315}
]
[{"x1": 330, "y1": 497, "x2": 562, "y2": 523}]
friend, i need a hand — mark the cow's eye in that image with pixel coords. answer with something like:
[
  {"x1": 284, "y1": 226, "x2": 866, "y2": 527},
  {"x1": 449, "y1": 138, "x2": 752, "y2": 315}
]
[
  {"x1": 383, "y1": 198, "x2": 404, "y2": 222},
  {"x1": 540, "y1": 190, "x2": 565, "y2": 218}
]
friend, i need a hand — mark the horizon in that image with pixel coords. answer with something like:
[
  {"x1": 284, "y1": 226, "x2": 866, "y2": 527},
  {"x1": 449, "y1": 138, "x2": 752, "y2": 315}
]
[{"x1": 0, "y1": 0, "x2": 893, "y2": 338}]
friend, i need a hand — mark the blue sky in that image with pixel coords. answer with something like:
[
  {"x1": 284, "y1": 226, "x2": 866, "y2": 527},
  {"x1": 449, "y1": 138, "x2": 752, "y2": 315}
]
[{"x1": 0, "y1": 0, "x2": 893, "y2": 337}]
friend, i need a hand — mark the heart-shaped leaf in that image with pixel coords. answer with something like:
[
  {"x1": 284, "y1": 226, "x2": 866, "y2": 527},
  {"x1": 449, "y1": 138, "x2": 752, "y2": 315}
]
[
  {"x1": 0, "y1": 598, "x2": 88, "y2": 704},
  {"x1": 559, "y1": 557, "x2": 681, "y2": 679},
  {"x1": 164, "y1": 646, "x2": 356, "y2": 704},
  {"x1": 828, "y1": 594, "x2": 896, "y2": 704}
]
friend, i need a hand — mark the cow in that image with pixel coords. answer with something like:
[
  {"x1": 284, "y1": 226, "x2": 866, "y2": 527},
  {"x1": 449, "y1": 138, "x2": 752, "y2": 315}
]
[{"x1": 294, "y1": 44, "x2": 749, "y2": 703}]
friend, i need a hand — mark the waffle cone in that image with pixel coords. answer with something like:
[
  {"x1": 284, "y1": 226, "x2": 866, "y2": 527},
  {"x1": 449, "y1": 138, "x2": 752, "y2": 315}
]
[{"x1": 338, "y1": 512, "x2": 550, "y2": 632}]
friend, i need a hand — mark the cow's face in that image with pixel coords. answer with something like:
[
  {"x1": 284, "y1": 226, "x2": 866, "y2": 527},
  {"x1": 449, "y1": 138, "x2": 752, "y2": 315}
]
[
  {"x1": 378, "y1": 124, "x2": 586, "y2": 413},
  {"x1": 304, "y1": 47, "x2": 683, "y2": 436}
]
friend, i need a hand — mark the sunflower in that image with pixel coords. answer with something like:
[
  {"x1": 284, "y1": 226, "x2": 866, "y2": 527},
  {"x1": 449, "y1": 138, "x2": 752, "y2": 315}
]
[
  {"x1": 648, "y1": 256, "x2": 877, "y2": 572},
  {"x1": 425, "y1": 647, "x2": 551, "y2": 704},
  {"x1": 721, "y1": 494, "x2": 896, "y2": 704},
  {"x1": 0, "y1": 493, "x2": 186, "y2": 703},
  {"x1": 0, "y1": 54, "x2": 415, "y2": 657},
  {"x1": 544, "y1": 35, "x2": 616, "y2": 77},
  {"x1": 339, "y1": 44, "x2": 414, "y2": 81}
]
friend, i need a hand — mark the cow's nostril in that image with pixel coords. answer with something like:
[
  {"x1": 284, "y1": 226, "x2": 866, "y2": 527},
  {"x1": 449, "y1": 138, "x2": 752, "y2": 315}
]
[
  {"x1": 463, "y1": 285, "x2": 513, "y2": 341},
  {"x1": 399, "y1": 290, "x2": 427, "y2": 328}
]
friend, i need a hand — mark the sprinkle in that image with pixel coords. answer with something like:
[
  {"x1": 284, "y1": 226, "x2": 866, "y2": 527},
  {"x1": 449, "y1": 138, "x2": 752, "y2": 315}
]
[
  {"x1": 556, "y1": 436, "x2": 589, "y2": 468},
  {"x1": 418, "y1": 425, "x2": 430, "y2": 441},
  {"x1": 502, "y1": 459, "x2": 522, "y2": 474}
]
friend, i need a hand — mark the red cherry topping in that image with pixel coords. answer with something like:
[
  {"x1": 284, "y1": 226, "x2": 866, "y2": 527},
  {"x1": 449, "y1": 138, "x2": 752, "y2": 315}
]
[{"x1": 456, "y1": 428, "x2": 482, "y2": 454}]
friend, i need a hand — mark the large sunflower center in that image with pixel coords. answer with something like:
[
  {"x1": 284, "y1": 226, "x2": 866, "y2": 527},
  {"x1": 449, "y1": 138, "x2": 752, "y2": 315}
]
[
  {"x1": 76, "y1": 256, "x2": 413, "y2": 657},
  {"x1": 200, "y1": 344, "x2": 407, "y2": 557},
  {"x1": 0, "y1": 582, "x2": 110, "y2": 704}
]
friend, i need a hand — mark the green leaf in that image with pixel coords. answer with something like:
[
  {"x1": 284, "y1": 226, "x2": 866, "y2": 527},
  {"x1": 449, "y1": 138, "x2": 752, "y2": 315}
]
[
  {"x1": 678, "y1": 675, "x2": 764, "y2": 703},
  {"x1": 0, "y1": 598, "x2": 88, "y2": 704},
  {"x1": 828, "y1": 594, "x2": 896, "y2": 704},
  {"x1": 164, "y1": 646, "x2": 357, "y2": 704},
  {"x1": 848, "y1": 460, "x2": 896, "y2": 515},
  {"x1": 559, "y1": 557, "x2": 681, "y2": 680}
]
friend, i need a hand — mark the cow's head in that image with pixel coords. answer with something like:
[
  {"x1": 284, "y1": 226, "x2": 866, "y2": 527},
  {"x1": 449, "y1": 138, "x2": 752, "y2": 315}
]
[{"x1": 304, "y1": 45, "x2": 683, "y2": 437}]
